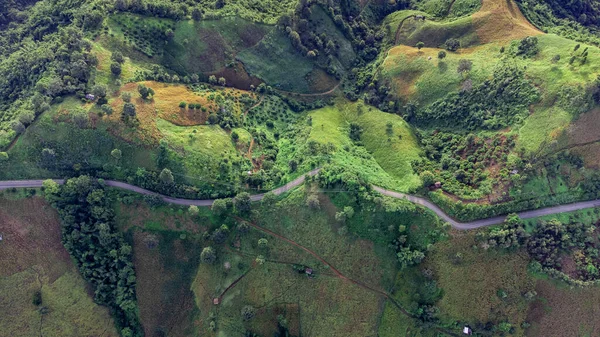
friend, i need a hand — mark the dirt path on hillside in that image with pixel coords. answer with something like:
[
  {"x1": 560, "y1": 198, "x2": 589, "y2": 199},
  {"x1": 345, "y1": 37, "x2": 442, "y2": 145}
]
[
  {"x1": 275, "y1": 81, "x2": 341, "y2": 97},
  {"x1": 243, "y1": 96, "x2": 264, "y2": 118},
  {"x1": 394, "y1": 15, "x2": 419, "y2": 45}
]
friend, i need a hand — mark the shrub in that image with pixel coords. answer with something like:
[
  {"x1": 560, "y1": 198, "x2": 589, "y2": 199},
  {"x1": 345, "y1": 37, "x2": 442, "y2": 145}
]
[
  {"x1": 438, "y1": 50, "x2": 446, "y2": 59},
  {"x1": 241, "y1": 305, "x2": 256, "y2": 320},
  {"x1": 179, "y1": 101, "x2": 187, "y2": 108},
  {"x1": 445, "y1": 38, "x2": 460, "y2": 51},
  {"x1": 201, "y1": 247, "x2": 217, "y2": 264}
]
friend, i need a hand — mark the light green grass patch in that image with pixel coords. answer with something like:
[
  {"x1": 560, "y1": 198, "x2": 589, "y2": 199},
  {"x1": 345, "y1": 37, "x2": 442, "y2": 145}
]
[
  {"x1": 156, "y1": 118, "x2": 240, "y2": 179},
  {"x1": 518, "y1": 107, "x2": 571, "y2": 153},
  {"x1": 340, "y1": 101, "x2": 422, "y2": 191},
  {"x1": 308, "y1": 105, "x2": 349, "y2": 148}
]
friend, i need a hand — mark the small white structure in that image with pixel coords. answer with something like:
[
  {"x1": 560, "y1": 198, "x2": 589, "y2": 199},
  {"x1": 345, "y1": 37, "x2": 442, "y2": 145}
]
[
  {"x1": 463, "y1": 326, "x2": 472, "y2": 335},
  {"x1": 0, "y1": 234, "x2": 3, "y2": 241}
]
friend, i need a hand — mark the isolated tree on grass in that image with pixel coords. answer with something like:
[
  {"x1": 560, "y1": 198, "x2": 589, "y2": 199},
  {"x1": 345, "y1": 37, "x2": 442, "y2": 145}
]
[
  {"x1": 444, "y1": 38, "x2": 460, "y2": 52},
  {"x1": 138, "y1": 84, "x2": 154, "y2": 99},
  {"x1": 241, "y1": 305, "x2": 256, "y2": 320},
  {"x1": 121, "y1": 102, "x2": 136, "y2": 120},
  {"x1": 438, "y1": 50, "x2": 446, "y2": 60},
  {"x1": 416, "y1": 41, "x2": 424, "y2": 51},
  {"x1": 457, "y1": 59, "x2": 473, "y2": 75},
  {"x1": 121, "y1": 92, "x2": 131, "y2": 103},
  {"x1": 201, "y1": 247, "x2": 217, "y2": 264}
]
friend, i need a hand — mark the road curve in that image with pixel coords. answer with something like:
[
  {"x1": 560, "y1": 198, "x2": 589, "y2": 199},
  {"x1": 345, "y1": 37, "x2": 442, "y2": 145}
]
[{"x1": 2, "y1": 168, "x2": 600, "y2": 230}]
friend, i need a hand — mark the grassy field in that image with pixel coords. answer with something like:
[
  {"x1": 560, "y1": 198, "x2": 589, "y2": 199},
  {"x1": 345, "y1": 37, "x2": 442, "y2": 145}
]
[
  {"x1": 306, "y1": 100, "x2": 422, "y2": 191},
  {"x1": 1, "y1": 96, "x2": 156, "y2": 180},
  {"x1": 527, "y1": 280, "x2": 600, "y2": 337},
  {"x1": 187, "y1": 186, "x2": 418, "y2": 336},
  {"x1": 0, "y1": 196, "x2": 118, "y2": 337},
  {"x1": 427, "y1": 231, "x2": 535, "y2": 335},
  {"x1": 237, "y1": 29, "x2": 324, "y2": 94}
]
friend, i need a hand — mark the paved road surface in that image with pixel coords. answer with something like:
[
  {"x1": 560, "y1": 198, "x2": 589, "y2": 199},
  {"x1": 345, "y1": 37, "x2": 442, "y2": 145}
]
[{"x1": 2, "y1": 168, "x2": 600, "y2": 230}]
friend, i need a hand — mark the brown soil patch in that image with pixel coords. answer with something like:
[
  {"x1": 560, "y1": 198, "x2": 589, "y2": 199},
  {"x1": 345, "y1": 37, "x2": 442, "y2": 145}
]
[
  {"x1": 207, "y1": 62, "x2": 263, "y2": 90},
  {"x1": 566, "y1": 107, "x2": 600, "y2": 146},
  {"x1": 526, "y1": 279, "x2": 600, "y2": 337},
  {"x1": 573, "y1": 142, "x2": 600, "y2": 168},
  {"x1": 0, "y1": 197, "x2": 71, "y2": 282},
  {"x1": 306, "y1": 68, "x2": 339, "y2": 93},
  {"x1": 133, "y1": 231, "x2": 200, "y2": 337},
  {"x1": 473, "y1": 0, "x2": 543, "y2": 43}
]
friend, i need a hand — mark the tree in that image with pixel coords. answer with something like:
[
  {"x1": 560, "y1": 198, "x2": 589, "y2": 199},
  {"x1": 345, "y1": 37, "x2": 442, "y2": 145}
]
[
  {"x1": 121, "y1": 92, "x2": 131, "y2": 103},
  {"x1": 241, "y1": 305, "x2": 256, "y2": 320},
  {"x1": 179, "y1": 101, "x2": 187, "y2": 108},
  {"x1": 159, "y1": 168, "x2": 174, "y2": 184},
  {"x1": 397, "y1": 247, "x2": 425, "y2": 268},
  {"x1": 420, "y1": 170, "x2": 436, "y2": 187},
  {"x1": 234, "y1": 192, "x2": 252, "y2": 214},
  {"x1": 231, "y1": 131, "x2": 239, "y2": 142},
  {"x1": 258, "y1": 238, "x2": 268, "y2": 248},
  {"x1": 192, "y1": 7, "x2": 203, "y2": 21},
  {"x1": 288, "y1": 159, "x2": 298, "y2": 172},
  {"x1": 416, "y1": 41, "x2": 424, "y2": 50},
  {"x1": 191, "y1": 74, "x2": 200, "y2": 83},
  {"x1": 0, "y1": 152, "x2": 8, "y2": 162},
  {"x1": 11, "y1": 120, "x2": 25, "y2": 134},
  {"x1": 306, "y1": 194, "x2": 320, "y2": 209},
  {"x1": 110, "y1": 149, "x2": 122, "y2": 160},
  {"x1": 212, "y1": 198, "x2": 231, "y2": 216},
  {"x1": 122, "y1": 102, "x2": 136, "y2": 119},
  {"x1": 457, "y1": 59, "x2": 473, "y2": 74},
  {"x1": 208, "y1": 75, "x2": 217, "y2": 84},
  {"x1": 19, "y1": 112, "x2": 34, "y2": 126},
  {"x1": 218, "y1": 77, "x2": 226, "y2": 86},
  {"x1": 111, "y1": 51, "x2": 124, "y2": 64},
  {"x1": 349, "y1": 123, "x2": 362, "y2": 141},
  {"x1": 189, "y1": 205, "x2": 199, "y2": 216},
  {"x1": 201, "y1": 247, "x2": 217, "y2": 264},
  {"x1": 110, "y1": 62, "x2": 122, "y2": 76},
  {"x1": 91, "y1": 84, "x2": 107, "y2": 100},
  {"x1": 42, "y1": 179, "x2": 60, "y2": 196},
  {"x1": 444, "y1": 38, "x2": 460, "y2": 52},
  {"x1": 165, "y1": 29, "x2": 174, "y2": 40},
  {"x1": 101, "y1": 104, "x2": 113, "y2": 115},
  {"x1": 438, "y1": 50, "x2": 446, "y2": 59},
  {"x1": 138, "y1": 84, "x2": 154, "y2": 99},
  {"x1": 40, "y1": 148, "x2": 56, "y2": 167}
]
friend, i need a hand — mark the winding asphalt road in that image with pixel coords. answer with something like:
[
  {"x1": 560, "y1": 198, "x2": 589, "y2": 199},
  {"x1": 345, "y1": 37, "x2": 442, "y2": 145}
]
[{"x1": 2, "y1": 168, "x2": 600, "y2": 230}]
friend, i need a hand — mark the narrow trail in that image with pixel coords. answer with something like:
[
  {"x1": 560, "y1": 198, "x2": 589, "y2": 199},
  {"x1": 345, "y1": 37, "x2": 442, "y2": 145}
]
[
  {"x1": 233, "y1": 217, "x2": 413, "y2": 316},
  {"x1": 274, "y1": 81, "x2": 341, "y2": 97},
  {"x1": 217, "y1": 267, "x2": 254, "y2": 303},
  {"x1": 243, "y1": 96, "x2": 264, "y2": 118},
  {"x1": 233, "y1": 216, "x2": 458, "y2": 336},
  {"x1": 394, "y1": 15, "x2": 418, "y2": 45}
]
